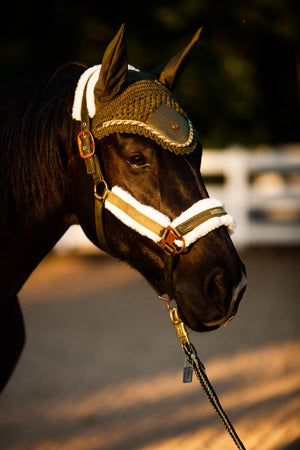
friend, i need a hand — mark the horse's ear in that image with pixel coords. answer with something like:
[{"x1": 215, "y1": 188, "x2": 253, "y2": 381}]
[
  {"x1": 153, "y1": 27, "x2": 203, "y2": 92},
  {"x1": 94, "y1": 24, "x2": 128, "y2": 102}
]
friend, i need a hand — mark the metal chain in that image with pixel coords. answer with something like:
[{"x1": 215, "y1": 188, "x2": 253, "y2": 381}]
[{"x1": 182, "y1": 341, "x2": 246, "y2": 450}]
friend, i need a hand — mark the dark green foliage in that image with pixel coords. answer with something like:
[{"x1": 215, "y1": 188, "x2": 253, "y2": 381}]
[{"x1": 1, "y1": 0, "x2": 298, "y2": 146}]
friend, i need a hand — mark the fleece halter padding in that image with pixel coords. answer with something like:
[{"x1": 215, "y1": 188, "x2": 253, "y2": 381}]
[{"x1": 105, "y1": 186, "x2": 236, "y2": 250}]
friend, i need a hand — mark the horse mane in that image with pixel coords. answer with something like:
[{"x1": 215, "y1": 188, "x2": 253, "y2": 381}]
[{"x1": 0, "y1": 66, "x2": 83, "y2": 229}]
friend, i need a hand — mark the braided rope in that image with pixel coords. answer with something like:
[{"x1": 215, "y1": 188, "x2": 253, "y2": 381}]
[
  {"x1": 182, "y1": 342, "x2": 246, "y2": 450},
  {"x1": 100, "y1": 118, "x2": 194, "y2": 148}
]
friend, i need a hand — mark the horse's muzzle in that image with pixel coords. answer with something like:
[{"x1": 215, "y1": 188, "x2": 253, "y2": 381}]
[{"x1": 202, "y1": 274, "x2": 247, "y2": 327}]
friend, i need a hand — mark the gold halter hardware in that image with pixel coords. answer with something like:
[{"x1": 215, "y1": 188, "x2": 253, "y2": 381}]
[
  {"x1": 77, "y1": 129, "x2": 95, "y2": 159},
  {"x1": 157, "y1": 295, "x2": 190, "y2": 347},
  {"x1": 161, "y1": 225, "x2": 185, "y2": 254},
  {"x1": 169, "y1": 306, "x2": 191, "y2": 347}
]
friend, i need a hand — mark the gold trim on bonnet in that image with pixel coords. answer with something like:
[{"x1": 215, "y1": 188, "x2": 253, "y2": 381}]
[{"x1": 98, "y1": 118, "x2": 194, "y2": 149}]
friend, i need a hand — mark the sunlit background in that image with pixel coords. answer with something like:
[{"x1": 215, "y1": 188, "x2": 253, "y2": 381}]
[{"x1": 0, "y1": 1, "x2": 299, "y2": 449}]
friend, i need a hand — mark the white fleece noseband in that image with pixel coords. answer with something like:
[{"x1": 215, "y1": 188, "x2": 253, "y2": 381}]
[{"x1": 105, "y1": 186, "x2": 236, "y2": 249}]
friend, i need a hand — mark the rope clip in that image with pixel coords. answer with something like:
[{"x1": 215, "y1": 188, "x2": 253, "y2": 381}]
[{"x1": 169, "y1": 306, "x2": 191, "y2": 347}]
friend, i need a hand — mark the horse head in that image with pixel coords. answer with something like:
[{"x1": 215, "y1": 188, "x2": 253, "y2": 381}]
[{"x1": 72, "y1": 25, "x2": 246, "y2": 332}]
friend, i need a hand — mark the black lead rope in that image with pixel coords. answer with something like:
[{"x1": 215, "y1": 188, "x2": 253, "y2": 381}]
[
  {"x1": 182, "y1": 342, "x2": 246, "y2": 450},
  {"x1": 168, "y1": 305, "x2": 246, "y2": 450}
]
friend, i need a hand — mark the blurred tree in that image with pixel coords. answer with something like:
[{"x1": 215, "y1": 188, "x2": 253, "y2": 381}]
[{"x1": 0, "y1": 0, "x2": 298, "y2": 147}]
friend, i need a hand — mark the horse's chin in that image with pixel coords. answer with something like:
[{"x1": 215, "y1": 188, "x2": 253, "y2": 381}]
[
  {"x1": 194, "y1": 323, "x2": 221, "y2": 332},
  {"x1": 176, "y1": 307, "x2": 221, "y2": 333}
]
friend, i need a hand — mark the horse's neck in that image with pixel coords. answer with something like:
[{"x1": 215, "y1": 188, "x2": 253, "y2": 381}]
[
  {"x1": 0, "y1": 206, "x2": 75, "y2": 304},
  {"x1": 0, "y1": 73, "x2": 82, "y2": 303}
]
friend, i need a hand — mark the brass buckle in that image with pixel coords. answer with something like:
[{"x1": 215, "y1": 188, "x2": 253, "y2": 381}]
[
  {"x1": 161, "y1": 226, "x2": 185, "y2": 254},
  {"x1": 77, "y1": 130, "x2": 95, "y2": 159}
]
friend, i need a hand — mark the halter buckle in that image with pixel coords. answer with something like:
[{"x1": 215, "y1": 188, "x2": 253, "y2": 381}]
[
  {"x1": 161, "y1": 226, "x2": 185, "y2": 254},
  {"x1": 77, "y1": 130, "x2": 95, "y2": 159}
]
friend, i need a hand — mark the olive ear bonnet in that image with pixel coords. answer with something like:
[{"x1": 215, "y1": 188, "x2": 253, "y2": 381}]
[{"x1": 72, "y1": 24, "x2": 202, "y2": 154}]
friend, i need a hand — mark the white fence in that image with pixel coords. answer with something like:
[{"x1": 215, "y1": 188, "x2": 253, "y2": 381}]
[
  {"x1": 201, "y1": 145, "x2": 300, "y2": 247},
  {"x1": 55, "y1": 145, "x2": 300, "y2": 253}
]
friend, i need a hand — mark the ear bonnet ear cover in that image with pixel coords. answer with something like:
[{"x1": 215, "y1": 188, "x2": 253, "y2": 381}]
[
  {"x1": 92, "y1": 75, "x2": 198, "y2": 154},
  {"x1": 85, "y1": 25, "x2": 202, "y2": 155}
]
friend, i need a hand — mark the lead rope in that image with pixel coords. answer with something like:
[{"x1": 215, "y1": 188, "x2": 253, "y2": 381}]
[{"x1": 166, "y1": 302, "x2": 246, "y2": 450}]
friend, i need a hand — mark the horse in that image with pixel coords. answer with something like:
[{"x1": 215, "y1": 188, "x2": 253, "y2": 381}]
[{"x1": 0, "y1": 25, "x2": 246, "y2": 392}]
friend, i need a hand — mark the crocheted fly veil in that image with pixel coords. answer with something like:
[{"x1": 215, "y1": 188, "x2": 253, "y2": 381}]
[{"x1": 73, "y1": 24, "x2": 202, "y2": 154}]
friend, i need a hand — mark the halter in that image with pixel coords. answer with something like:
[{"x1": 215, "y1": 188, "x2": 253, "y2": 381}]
[{"x1": 76, "y1": 90, "x2": 235, "y2": 298}]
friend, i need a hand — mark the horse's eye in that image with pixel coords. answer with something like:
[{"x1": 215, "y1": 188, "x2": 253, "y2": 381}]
[{"x1": 127, "y1": 155, "x2": 147, "y2": 167}]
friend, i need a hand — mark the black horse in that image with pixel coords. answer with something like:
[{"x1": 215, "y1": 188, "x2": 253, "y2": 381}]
[{"x1": 0, "y1": 26, "x2": 246, "y2": 392}]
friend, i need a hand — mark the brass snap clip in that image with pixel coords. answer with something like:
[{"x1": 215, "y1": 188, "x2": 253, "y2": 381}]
[{"x1": 169, "y1": 306, "x2": 191, "y2": 347}]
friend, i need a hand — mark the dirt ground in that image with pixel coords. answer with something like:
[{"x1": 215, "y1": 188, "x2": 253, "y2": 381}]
[{"x1": 0, "y1": 246, "x2": 299, "y2": 450}]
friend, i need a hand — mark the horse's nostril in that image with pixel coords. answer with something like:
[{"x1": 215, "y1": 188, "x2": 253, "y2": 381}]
[
  {"x1": 229, "y1": 277, "x2": 247, "y2": 316},
  {"x1": 201, "y1": 270, "x2": 246, "y2": 328},
  {"x1": 205, "y1": 269, "x2": 228, "y2": 307},
  {"x1": 236, "y1": 284, "x2": 246, "y2": 306}
]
